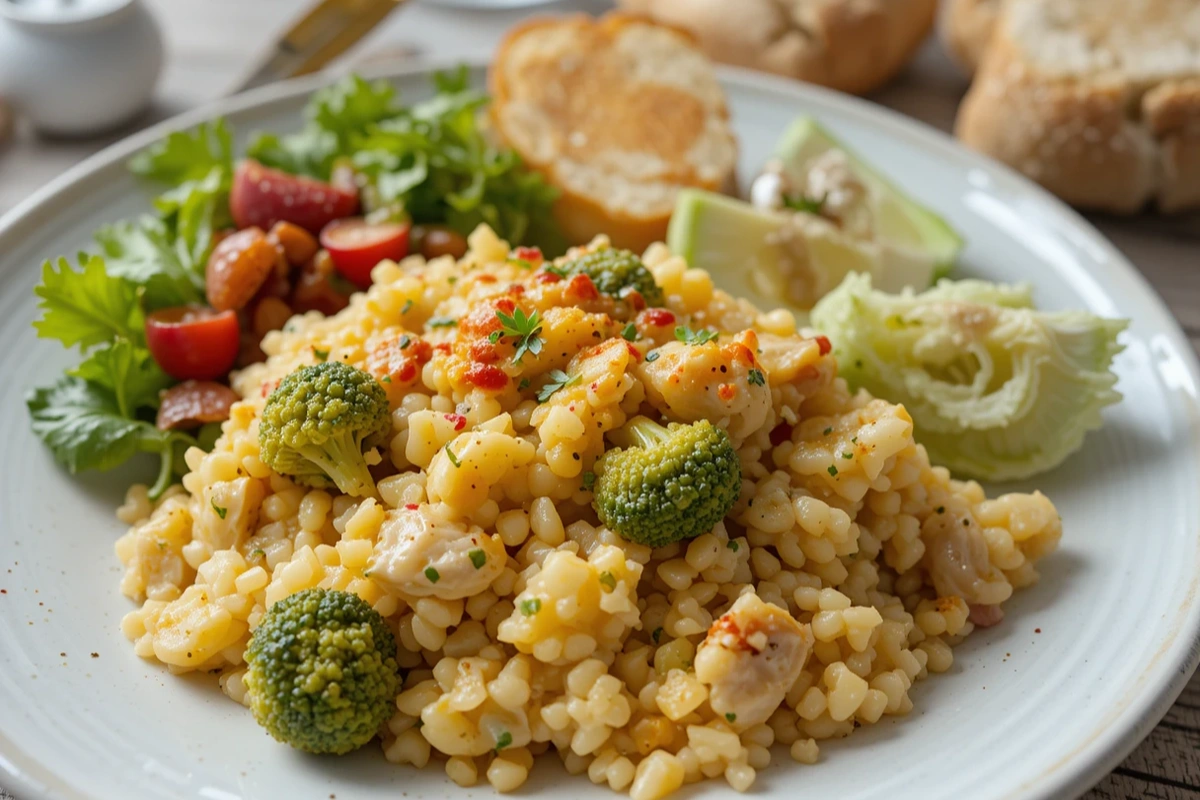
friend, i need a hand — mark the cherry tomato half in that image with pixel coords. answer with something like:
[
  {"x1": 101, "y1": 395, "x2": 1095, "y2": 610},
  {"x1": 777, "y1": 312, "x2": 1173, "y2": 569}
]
[
  {"x1": 319, "y1": 217, "x2": 411, "y2": 289},
  {"x1": 145, "y1": 306, "x2": 241, "y2": 381}
]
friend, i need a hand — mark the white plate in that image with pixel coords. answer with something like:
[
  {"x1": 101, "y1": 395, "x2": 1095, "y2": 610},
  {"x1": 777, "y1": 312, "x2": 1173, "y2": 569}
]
[{"x1": 1, "y1": 61, "x2": 1198, "y2": 800}]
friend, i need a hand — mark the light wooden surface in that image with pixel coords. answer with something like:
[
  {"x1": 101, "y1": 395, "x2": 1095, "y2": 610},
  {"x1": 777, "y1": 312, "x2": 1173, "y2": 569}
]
[{"x1": 0, "y1": 2, "x2": 1196, "y2": 798}]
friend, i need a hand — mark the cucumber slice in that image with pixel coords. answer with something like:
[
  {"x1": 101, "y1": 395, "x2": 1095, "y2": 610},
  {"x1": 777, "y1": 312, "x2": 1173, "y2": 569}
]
[{"x1": 774, "y1": 117, "x2": 963, "y2": 276}]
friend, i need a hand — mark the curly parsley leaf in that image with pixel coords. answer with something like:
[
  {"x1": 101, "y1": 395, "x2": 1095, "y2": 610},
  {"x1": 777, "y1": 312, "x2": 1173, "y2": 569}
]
[
  {"x1": 128, "y1": 119, "x2": 233, "y2": 185},
  {"x1": 69, "y1": 340, "x2": 171, "y2": 419},
  {"x1": 496, "y1": 308, "x2": 543, "y2": 365},
  {"x1": 674, "y1": 325, "x2": 719, "y2": 346},
  {"x1": 33, "y1": 255, "x2": 145, "y2": 350},
  {"x1": 26, "y1": 377, "x2": 192, "y2": 497},
  {"x1": 537, "y1": 369, "x2": 581, "y2": 403},
  {"x1": 747, "y1": 368, "x2": 766, "y2": 387}
]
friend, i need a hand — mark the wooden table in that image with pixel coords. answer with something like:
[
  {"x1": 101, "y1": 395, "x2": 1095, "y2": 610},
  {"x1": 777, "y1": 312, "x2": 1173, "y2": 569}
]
[{"x1": 0, "y1": 2, "x2": 1196, "y2": 798}]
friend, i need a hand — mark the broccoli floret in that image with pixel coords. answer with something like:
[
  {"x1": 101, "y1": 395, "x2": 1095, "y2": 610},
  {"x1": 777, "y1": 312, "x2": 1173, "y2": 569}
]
[
  {"x1": 244, "y1": 588, "x2": 401, "y2": 755},
  {"x1": 562, "y1": 248, "x2": 665, "y2": 307},
  {"x1": 258, "y1": 361, "x2": 390, "y2": 497},
  {"x1": 592, "y1": 416, "x2": 741, "y2": 548}
]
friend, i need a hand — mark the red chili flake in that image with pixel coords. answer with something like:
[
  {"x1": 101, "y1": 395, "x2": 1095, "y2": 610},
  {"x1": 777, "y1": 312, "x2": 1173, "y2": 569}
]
[
  {"x1": 444, "y1": 413, "x2": 468, "y2": 431},
  {"x1": 495, "y1": 296, "x2": 517, "y2": 314},
  {"x1": 514, "y1": 246, "x2": 543, "y2": 264},
  {"x1": 769, "y1": 422, "x2": 793, "y2": 446},
  {"x1": 641, "y1": 308, "x2": 675, "y2": 327},
  {"x1": 434, "y1": 343, "x2": 452, "y2": 355},
  {"x1": 1034, "y1": 628, "x2": 1042, "y2": 634},
  {"x1": 506, "y1": 283, "x2": 526, "y2": 296},
  {"x1": 404, "y1": 503, "x2": 419, "y2": 510},
  {"x1": 396, "y1": 362, "x2": 418, "y2": 382},
  {"x1": 623, "y1": 289, "x2": 647, "y2": 311},
  {"x1": 476, "y1": 274, "x2": 498, "y2": 284},
  {"x1": 465, "y1": 362, "x2": 508, "y2": 390},
  {"x1": 815, "y1": 335, "x2": 832, "y2": 356},
  {"x1": 590, "y1": 382, "x2": 599, "y2": 390},
  {"x1": 717, "y1": 384, "x2": 736, "y2": 401},
  {"x1": 566, "y1": 272, "x2": 600, "y2": 301},
  {"x1": 534, "y1": 270, "x2": 562, "y2": 284},
  {"x1": 260, "y1": 379, "x2": 281, "y2": 398},
  {"x1": 625, "y1": 342, "x2": 642, "y2": 361}
]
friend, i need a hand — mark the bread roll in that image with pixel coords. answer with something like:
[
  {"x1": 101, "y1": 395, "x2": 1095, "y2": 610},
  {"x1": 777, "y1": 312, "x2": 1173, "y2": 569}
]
[
  {"x1": 938, "y1": 0, "x2": 1002, "y2": 75},
  {"x1": 617, "y1": 0, "x2": 937, "y2": 96},
  {"x1": 955, "y1": 0, "x2": 1200, "y2": 214}
]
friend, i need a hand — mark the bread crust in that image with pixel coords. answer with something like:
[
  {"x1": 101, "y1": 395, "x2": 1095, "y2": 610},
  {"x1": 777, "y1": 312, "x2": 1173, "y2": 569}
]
[
  {"x1": 955, "y1": 0, "x2": 1200, "y2": 214},
  {"x1": 938, "y1": 0, "x2": 1002, "y2": 75},
  {"x1": 616, "y1": 0, "x2": 937, "y2": 96},
  {"x1": 489, "y1": 14, "x2": 738, "y2": 252}
]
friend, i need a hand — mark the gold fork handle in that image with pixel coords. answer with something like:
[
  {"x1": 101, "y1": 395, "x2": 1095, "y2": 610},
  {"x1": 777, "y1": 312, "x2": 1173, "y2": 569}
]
[{"x1": 235, "y1": 0, "x2": 411, "y2": 93}]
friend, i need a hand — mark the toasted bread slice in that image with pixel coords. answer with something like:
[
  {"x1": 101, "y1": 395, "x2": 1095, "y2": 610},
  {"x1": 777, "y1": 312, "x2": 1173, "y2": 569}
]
[
  {"x1": 489, "y1": 14, "x2": 738, "y2": 253},
  {"x1": 955, "y1": 0, "x2": 1200, "y2": 213}
]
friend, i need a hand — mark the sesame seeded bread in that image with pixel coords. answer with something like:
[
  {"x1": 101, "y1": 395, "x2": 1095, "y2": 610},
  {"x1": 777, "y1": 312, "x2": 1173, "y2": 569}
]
[
  {"x1": 489, "y1": 14, "x2": 739, "y2": 253},
  {"x1": 955, "y1": 0, "x2": 1200, "y2": 213},
  {"x1": 617, "y1": 0, "x2": 937, "y2": 96}
]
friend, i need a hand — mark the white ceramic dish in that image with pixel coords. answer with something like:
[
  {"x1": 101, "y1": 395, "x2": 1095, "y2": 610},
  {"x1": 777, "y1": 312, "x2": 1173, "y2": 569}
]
[{"x1": 1, "y1": 61, "x2": 1198, "y2": 800}]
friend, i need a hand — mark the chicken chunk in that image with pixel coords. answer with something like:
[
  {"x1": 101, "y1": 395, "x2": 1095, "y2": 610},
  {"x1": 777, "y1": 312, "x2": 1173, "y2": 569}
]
[
  {"x1": 921, "y1": 512, "x2": 1013, "y2": 607},
  {"x1": 636, "y1": 330, "x2": 771, "y2": 444},
  {"x1": 694, "y1": 593, "x2": 813, "y2": 729},
  {"x1": 368, "y1": 505, "x2": 506, "y2": 600}
]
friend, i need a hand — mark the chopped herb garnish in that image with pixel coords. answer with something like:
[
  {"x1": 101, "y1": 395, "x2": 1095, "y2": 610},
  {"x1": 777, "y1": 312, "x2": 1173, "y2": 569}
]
[
  {"x1": 156, "y1": 540, "x2": 167, "y2": 550},
  {"x1": 312, "y1": 347, "x2": 329, "y2": 361},
  {"x1": 582, "y1": 471, "x2": 596, "y2": 490},
  {"x1": 747, "y1": 368, "x2": 765, "y2": 386},
  {"x1": 651, "y1": 627, "x2": 663, "y2": 644},
  {"x1": 823, "y1": 427, "x2": 833, "y2": 436},
  {"x1": 645, "y1": 350, "x2": 660, "y2": 363},
  {"x1": 851, "y1": 436, "x2": 858, "y2": 443},
  {"x1": 842, "y1": 452, "x2": 853, "y2": 460},
  {"x1": 210, "y1": 498, "x2": 227, "y2": 519},
  {"x1": 399, "y1": 334, "x2": 412, "y2": 349},
  {"x1": 520, "y1": 598, "x2": 542, "y2": 616},
  {"x1": 495, "y1": 308, "x2": 543, "y2": 364},
  {"x1": 725, "y1": 713, "x2": 737, "y2": 723},
  {"x1": 621, "y1": 322, "x2": 638, "y2": 342},
  {"x1": 381, "y1": 375, "x2": 392, "y2": 383},
  {"x1": 468, "y1": 548, "x2": 487, "y2": 570},
  {"x1": 936, "y1": 506, "x2": 945, "y2": 514},
  {"x1": 427, "y1": 316, "x2": 457, "y2": 329},
  {"x1": 401, "y1": 299, "x2": 414, "y2": 315},
  {"x1": 828, "y1": 465, "x2": 839, "y2": 477},
  {"x1": 674, "y1": 325, "x2": 719, "y2": 346},
  {"x1": 598, "y1": 571, "x2": 617, "y2": 590},
  {"x1": 537, "y1": 369, "x2": 581, "y2": 402},
  {"x1": 447, "y1": 276, "x2": 457, "y2": 285},
  {"x1": 517, "y1": 377, "x2": 531, "y2": 391},
  {"x1": 250, "y1": 549, "x2": 265, "y2": 560},
  {"x1": 494, "y1": 731, "x2": 512, "y2": 753},
  {"x1": 544, "y1": 264, "x2": 569, "y2": 279},
  {"x1": 424, "y1": 567, "x2": 440, "y2": 584},
  {"x1": 783, "y1": 192, "x2": 827, "y2": 216},
  {"x1": 444, "y1": 443, "x2": 461, "y2": 468},
  {"x1": 726, "y1": 540, "x2": 739, "y2": 552}
]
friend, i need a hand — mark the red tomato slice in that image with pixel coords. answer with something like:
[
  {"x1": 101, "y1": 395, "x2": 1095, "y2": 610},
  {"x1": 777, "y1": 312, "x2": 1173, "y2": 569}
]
[
  {"x1": 229, "y1": 160, "x2": 359, "y2": 234},
  {"x1": 145, "y1": 306, "x2": 241, "y2": 381},
  {"x1": 320, "y1": 217, "x2": 411, "y2": 288}
]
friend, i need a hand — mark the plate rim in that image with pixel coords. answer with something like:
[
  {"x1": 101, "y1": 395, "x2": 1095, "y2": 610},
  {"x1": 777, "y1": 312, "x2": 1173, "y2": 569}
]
[{"x1": 1, "y1": 56, "x2": 1198, "y2": 800}]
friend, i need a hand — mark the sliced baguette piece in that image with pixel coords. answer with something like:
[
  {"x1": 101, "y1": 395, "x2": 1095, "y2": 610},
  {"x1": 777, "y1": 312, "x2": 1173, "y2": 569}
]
[
  {"x1": 955, "y1": 0, "x2": 1200, "y2": 214},
  {"x1": 489, "y1": 14, "x2": 738, "y2": 253}
]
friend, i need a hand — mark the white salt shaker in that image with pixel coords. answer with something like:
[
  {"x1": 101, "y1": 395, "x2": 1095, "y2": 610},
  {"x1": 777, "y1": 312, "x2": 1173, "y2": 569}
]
[{"x1": 0, "y1": 0, "x2": 164, "y2": 136}]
